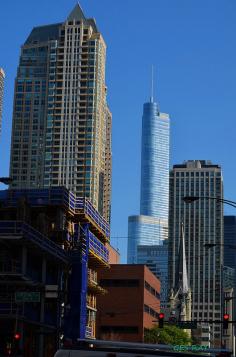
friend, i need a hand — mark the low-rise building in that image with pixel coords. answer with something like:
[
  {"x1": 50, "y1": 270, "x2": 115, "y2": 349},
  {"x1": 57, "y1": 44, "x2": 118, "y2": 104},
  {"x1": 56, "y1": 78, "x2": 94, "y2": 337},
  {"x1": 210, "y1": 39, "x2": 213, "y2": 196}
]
[{"x1": 96, "y1": 264, "x2": 160, "y2": 342}]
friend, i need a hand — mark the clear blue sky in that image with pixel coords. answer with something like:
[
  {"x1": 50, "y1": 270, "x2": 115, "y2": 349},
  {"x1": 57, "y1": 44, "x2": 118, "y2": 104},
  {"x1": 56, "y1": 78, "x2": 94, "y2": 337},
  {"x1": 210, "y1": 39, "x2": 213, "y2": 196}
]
[{"x1": 1, "y1": 0, "x2": 236, "y2": 262}]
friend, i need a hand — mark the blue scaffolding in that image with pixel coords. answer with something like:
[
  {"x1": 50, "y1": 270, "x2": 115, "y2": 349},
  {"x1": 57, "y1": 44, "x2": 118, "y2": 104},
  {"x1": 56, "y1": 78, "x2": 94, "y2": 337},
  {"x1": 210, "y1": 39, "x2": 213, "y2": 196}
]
[{"x1": 0, "y1": 187, "x2": 110, "y2": 343}]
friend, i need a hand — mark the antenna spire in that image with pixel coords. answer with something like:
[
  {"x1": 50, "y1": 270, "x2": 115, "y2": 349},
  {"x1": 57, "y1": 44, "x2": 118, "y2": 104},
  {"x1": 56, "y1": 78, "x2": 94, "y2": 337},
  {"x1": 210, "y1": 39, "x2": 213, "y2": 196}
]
[{"x1": 150, "y1": 65, "x2": 154, "y2": 103}]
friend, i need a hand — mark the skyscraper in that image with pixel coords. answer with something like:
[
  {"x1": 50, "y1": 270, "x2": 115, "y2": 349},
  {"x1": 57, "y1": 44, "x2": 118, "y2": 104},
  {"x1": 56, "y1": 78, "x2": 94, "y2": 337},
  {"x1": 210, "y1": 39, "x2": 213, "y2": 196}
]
[
  {"x1": 224, "y1": 216, "x2": 236, "y2": 319},
  {"x1": 224, "y1": 216, "x2": 236, "y2": 277},
  {"x1": 9, "y1": 4, "x2": 112, "y2": 222},
  {"x1": 127, "y1": 97, "x2": 169, "y2": 262},
  {"x1": 140, "y1": 101, "x2": 169, "y2": 220},
  {"x1": 169, "y1": 160, "x2": 223, "y2": 346},
  {"x1": 127, "y1": 94, "x2": 170, "y2": 306},
  {"x1": 0, "y1": 68, "x2": 5, "y2": 136}
]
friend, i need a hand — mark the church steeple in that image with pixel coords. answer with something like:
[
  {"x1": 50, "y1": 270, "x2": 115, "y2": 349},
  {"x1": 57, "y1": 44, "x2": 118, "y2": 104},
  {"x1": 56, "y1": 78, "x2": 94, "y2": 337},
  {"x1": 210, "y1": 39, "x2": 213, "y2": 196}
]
[
  {"x1": 177, "y1": 222, "x2": 190, "y2": 294},
  {"x1": 170, "y1": 222, "x2": 191, "y2": 325}
]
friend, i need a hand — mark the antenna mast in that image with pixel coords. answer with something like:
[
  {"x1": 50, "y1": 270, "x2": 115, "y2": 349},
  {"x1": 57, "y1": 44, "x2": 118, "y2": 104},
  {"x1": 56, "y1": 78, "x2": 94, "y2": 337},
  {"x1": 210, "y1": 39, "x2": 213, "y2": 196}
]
[{"x1": 150, "y1": 65, "x2": 154, "y2": 102}]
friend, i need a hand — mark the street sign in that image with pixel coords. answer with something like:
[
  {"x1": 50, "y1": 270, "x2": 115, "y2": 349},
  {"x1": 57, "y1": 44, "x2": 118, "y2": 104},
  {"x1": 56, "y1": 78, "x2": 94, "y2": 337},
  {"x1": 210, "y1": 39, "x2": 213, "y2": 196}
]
[
  {"x1": 15, "y1": 292, "x2": 40, "y2": 303},
  {"x1": 177, "y1": 321, "x2": 197, "y2": 329}
]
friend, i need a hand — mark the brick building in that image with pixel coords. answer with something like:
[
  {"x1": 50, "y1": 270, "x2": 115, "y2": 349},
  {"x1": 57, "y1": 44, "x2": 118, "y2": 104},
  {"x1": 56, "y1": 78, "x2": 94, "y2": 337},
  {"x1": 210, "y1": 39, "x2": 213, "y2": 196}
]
[{"x1": 96, "y1": 264, "x2": 160, "y2": 342}]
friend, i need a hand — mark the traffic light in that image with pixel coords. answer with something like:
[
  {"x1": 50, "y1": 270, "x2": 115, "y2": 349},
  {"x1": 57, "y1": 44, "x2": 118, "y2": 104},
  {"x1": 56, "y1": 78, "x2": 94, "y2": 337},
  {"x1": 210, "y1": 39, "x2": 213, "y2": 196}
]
[
  {"x1": 159, "y1": 313, "x2": 165, "y2": 328},
  {"x1": 14, "y1": 332, "x2": 21, "y2": 340},
  {"x1": 13, "y1": 332, "x2": 21, "y2": 355},
  {"x1": 223, "y1": 314, "x2": 229, "y2": 329}
]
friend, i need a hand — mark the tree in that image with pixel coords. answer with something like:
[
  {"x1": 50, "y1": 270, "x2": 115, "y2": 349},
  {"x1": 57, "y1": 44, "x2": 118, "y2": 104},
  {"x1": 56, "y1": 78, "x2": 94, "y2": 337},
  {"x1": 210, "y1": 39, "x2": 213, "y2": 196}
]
[{"x1": 144, "y1": 325, "x2": 192, "y2": 345}]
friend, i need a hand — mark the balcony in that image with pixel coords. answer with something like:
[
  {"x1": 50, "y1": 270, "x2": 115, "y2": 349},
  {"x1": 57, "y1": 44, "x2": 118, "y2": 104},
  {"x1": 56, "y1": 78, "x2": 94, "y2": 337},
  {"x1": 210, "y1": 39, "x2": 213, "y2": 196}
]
[
  {"x1": 88, "y1": 231, "x2": 109, "y2": 266},
  {"x1": 0, "y1": 221, "x2": 68, "y2": 263},
  {"x1": 0, "y1": 187, "x2": 110, "y2": 240}
]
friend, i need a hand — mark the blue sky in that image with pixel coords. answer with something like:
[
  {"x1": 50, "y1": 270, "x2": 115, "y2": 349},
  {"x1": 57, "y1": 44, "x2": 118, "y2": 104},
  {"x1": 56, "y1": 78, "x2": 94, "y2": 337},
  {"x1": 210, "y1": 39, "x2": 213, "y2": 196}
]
[{"x1": 1, "y1": 0, "x2": 236, "y2": 262}]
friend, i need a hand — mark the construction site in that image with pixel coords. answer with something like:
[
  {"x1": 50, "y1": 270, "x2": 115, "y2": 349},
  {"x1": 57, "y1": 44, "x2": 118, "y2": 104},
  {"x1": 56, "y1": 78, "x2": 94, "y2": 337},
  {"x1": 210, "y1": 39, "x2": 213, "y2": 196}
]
[{"x1": 0, "y1": 186, "x2": 110, "y2": 356}]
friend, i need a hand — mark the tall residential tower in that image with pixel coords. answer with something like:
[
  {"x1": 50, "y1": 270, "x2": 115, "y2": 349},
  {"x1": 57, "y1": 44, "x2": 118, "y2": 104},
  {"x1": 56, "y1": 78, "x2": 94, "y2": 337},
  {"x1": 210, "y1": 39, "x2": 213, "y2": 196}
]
[
  {"x1": 9, "y1": 4, "x2": 112, "y2": 222},
  {"x1": 0, "y1": 68, "x2": 5, "y2": 136},
  {"x1": 127, "y1": 94, "x2": 170, "y2": 306}
]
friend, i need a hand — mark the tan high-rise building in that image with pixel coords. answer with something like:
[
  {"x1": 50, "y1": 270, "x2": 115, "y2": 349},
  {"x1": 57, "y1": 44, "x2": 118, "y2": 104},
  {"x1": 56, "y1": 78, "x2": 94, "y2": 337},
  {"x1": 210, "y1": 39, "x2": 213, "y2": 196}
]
[
  {"x1": 169, "y1": 160, "x2": 223, "y2": 347},
  {"x1": 10, "y1": 4, "x2": 112, "y2": 222},
  {"x1": 0, "y1": 68, "x2": 5, "y2": 136}
]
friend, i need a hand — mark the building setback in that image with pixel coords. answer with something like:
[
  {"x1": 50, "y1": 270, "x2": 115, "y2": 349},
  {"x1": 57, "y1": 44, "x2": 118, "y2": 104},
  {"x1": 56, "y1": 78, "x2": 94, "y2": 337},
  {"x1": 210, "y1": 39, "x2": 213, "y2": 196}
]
[
  {"x1": 0, "y1": 68, "x2": 5, "y2": 136},
  {"x1": 96, "y1": 265, "x2": 160, "y2": 342},
  {"x1": 168, "y1": 160, "x2": 223, "y2": 347},
  {"x1": 137, "y1": 242, "x2": 168, "y2": 309},
  {"x1": 9, "y1": 4, "x2": 112, "y2": 222}
]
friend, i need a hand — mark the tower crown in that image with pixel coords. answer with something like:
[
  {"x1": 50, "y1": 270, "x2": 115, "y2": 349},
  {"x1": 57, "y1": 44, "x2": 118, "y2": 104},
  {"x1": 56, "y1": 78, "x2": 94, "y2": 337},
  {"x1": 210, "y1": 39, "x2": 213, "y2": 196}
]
[{"x1": 67, "y1": 3, "x2": 86, "y2": 21}]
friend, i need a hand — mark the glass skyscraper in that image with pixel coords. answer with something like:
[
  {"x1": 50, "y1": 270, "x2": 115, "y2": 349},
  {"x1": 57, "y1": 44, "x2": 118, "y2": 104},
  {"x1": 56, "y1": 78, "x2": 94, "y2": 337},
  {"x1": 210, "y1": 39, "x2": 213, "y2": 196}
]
[
  {"x1": 127, "y1": 96, "x2": 170, "y2": 306},
  {"x1": 9, "y1": 4, "x2": 112, "y2": 222},
  {"x1": 128, "y1": 215, "x2": 168, "y2": 264},
  {"x1": 140, "y1": 102, "x2": 169, "y2": 220},
  {"x1": 127, "y1": 98, "x2": 170, "y2": 263}
]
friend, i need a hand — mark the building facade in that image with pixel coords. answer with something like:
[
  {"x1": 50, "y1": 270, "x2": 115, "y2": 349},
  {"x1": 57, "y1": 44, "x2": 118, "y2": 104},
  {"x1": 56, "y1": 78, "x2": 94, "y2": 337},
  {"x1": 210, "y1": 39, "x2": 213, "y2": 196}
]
[
  {"x1": 169, "y1": 160, "x2": 224, "y2": 347},
  {"x1": 224, "y1": 216, "x2": 236, "y2": 307},
  {"x1": 127, "y1": 96, "x2": 169, "y2": 308},
  {"x1": 96, "y1": 265, "x2": 160, "y2": 343},
  {"x1": 0, "y1": 68, "x2": 5, "y2": 136},
  {"x1": 0, "y1": 187, "x2": 110, "y2": 355},
  {"x1": 9, "y1": 4, "x2": 112, "y2": 222},
  {"x1": 128, "y1": 215, "x2": 168, "y2": 264},
  {"x1": 137, "y1": 241, "x2": 168, "y2": 309},
  {"x1": 140, "y1": 102, "x2": 169, "y2": 220}
]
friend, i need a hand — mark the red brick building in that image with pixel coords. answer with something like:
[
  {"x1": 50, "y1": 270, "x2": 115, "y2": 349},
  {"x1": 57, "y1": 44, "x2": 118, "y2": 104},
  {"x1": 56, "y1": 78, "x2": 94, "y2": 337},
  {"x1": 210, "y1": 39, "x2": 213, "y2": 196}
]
[
  {"x1": 96, "y1": 264, "x2": 160, "y2": 342},
  {"x1": 106, "y1": 243, "x2": 120, "y2": 264}
]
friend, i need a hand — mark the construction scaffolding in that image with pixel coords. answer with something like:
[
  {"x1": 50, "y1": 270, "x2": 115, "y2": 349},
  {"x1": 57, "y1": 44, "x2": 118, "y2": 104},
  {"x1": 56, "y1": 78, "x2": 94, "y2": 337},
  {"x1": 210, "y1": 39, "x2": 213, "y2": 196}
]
[{"x1": 0, "y1": 187, "x2": 110, "y2": 355}]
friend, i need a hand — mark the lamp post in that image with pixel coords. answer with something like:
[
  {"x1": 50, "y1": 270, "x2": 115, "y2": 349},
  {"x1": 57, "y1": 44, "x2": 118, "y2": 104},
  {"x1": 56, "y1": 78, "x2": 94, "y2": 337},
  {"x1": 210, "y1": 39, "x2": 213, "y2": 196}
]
[
  {"x1": 183, "y1": 195, "x2": 236, "y2": 351},
  {"x1": 183, "y1": 196, "x2": 236, "y2": 209}
]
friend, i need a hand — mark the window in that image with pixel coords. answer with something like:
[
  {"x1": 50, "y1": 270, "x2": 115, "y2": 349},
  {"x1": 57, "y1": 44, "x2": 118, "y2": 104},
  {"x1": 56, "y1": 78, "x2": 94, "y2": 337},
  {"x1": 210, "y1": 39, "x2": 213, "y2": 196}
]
[{"x1": 100, "y1": 279, "x2": 139, "y2": 288}]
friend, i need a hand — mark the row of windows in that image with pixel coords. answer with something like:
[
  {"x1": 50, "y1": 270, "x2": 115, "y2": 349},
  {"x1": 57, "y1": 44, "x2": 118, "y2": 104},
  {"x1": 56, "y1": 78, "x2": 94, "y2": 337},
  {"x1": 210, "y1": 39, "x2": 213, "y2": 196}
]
[
  {"x1": 100, "y1": 279, "x2": 139, "y2": 288},
  {"x1": 144, "y1": 304, "x2": 159, "y2": 319},
  {"x1": 144, "y1": 281, "x2": 160, "y2": 299},
  {"x1": 172, "y1": 171, "x2": 221, "y2": 177}
]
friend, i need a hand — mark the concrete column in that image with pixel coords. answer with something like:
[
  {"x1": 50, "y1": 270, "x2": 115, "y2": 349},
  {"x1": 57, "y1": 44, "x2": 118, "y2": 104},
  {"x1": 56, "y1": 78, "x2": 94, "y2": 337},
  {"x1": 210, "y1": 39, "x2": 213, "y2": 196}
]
[
  {"x1": 21, "y1": 246, "x2": 27, "y2": 275},
  {"x1": 39, "y1": 257, "x2": 46, "y2": 357}
]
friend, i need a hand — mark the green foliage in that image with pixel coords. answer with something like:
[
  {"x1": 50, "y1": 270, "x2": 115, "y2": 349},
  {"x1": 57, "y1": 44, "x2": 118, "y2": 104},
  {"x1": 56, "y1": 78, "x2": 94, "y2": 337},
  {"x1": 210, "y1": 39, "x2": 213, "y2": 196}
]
[{"x1": 144, "y1": 324, "x2": 192, "y2": 345}]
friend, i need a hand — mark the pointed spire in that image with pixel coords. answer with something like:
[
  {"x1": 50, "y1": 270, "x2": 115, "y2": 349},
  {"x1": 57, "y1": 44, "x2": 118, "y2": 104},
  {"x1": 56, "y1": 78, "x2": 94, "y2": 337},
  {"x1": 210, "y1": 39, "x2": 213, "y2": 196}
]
[
  {"x1": 67, "y1": 3, "x2": 86, "y2": 22},
  {"x1": 150, "y1": 65, "x2": 154, "y2": 103},
  {"x1": 178, "y1": 222, "x2": 189, "y2": 294}
]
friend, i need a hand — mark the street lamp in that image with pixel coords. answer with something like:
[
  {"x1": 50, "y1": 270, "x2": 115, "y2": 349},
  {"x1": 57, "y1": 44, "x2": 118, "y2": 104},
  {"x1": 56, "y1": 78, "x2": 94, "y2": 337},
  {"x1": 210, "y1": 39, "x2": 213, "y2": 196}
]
[
  {"x1": 204, "y1": 243, "x2": 236, "y2": 250},
  {"x1": 183, "y1": 196, "x2": 236, "y2": 209}
]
